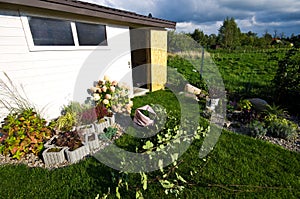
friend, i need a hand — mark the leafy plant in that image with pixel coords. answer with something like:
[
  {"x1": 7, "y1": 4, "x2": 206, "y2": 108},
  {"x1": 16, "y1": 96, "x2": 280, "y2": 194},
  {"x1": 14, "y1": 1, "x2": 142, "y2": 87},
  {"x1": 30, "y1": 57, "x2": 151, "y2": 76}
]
[
  {"x1": 238, "y1": 99, "x2": 252, "y2": 111},
  {"x1": 56, "y1": 111, "x2": 77, "y2": 132},
  {"x1": 102, "y1": 127, "x2": 118, "y2": 140},
  {"x1": 263, "y1": 103, "x2": 287, "y2": 117},
  {"x1": 79, "y1": 107, "x2": 97, "y2": 125},
  {"x1": 0, "y1": 109, "x2": 52, "y2": 159},
  {"x1": 273, "y1": 49, "x2": 300, "y2": 113},
  {"x1": 247, "y1": 120, "x2": 267, "y2": 138},
  {"x1": 53, "y1": 130, "x2": 84, "y2": 151},
  {"x1": 265, "y1": 114, "x2": 298, "y2": 140}
]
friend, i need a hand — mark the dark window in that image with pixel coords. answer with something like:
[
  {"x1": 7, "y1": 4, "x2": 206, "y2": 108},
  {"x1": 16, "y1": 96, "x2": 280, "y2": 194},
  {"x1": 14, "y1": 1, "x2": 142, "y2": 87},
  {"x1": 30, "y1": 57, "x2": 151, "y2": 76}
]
[
  {"x1": 76, "y1": 22, "x2": 107, "y2": 46},
  {"x1": 28, "y1": 16, "x2": 74, "y2": 46}
]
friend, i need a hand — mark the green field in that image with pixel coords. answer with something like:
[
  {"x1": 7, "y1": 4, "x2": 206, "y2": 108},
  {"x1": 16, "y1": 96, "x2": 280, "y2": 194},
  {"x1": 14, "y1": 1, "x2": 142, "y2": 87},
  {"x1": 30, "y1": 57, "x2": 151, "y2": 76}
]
[{"x1": 211, "y1": 49, "x2": 288, "y2": 98}]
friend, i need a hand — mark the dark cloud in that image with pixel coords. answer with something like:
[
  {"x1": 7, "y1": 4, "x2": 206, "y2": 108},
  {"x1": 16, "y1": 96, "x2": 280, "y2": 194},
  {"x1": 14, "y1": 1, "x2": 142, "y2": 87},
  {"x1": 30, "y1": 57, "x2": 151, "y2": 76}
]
[{"x1": 83, "y1": 0, "x2": 300, "y2": 36}]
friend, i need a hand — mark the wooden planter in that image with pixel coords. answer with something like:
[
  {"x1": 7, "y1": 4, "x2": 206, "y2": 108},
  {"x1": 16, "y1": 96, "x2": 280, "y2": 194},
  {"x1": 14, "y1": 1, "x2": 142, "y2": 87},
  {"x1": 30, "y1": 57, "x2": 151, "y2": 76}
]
[
  {"x1": 65, "y1": 145, "x2": 90, "y2": 164},
  {"x1": 85, "y1": 132, "x2": 100, "y2": 152},
  {"x1": 42, "y1": 147, "x2": 67, "y2": 166}
]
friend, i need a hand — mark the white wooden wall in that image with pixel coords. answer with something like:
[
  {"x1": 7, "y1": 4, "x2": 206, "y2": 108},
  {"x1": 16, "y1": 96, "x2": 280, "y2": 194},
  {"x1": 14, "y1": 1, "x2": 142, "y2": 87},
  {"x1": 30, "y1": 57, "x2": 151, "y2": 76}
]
[{"x1": 0, "y1": 9, "x2": 133, "y2": 120}]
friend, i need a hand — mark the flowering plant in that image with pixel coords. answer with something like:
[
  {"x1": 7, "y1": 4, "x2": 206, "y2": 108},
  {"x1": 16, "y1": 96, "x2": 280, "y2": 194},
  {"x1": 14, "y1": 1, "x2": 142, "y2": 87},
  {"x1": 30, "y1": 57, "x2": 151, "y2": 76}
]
[
  {"x1": 111, "y1": 83, "x2": 133, "y2": 115},
  {"x1": 89, "y1": 76, "x2": 133, "y2": 115}
]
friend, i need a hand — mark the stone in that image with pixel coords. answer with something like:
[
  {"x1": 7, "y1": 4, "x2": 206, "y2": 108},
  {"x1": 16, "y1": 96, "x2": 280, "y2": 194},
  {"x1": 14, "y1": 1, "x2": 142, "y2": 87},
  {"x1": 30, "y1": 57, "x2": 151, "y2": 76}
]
[{"x1": 248, "y1": 98, "x2": 268, "y2": 112}]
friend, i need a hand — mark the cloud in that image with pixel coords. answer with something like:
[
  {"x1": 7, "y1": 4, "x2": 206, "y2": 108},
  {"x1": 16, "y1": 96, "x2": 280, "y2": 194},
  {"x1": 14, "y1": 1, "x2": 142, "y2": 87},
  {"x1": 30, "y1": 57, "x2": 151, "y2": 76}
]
[{"x1": 81, "y1": 0, "x2": 300, "y2": 36}]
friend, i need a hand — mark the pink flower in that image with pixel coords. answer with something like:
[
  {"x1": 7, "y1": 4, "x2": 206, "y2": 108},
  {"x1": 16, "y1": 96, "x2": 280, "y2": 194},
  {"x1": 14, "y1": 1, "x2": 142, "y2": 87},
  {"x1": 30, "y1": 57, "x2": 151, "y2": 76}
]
[
  {"x1": 110, "y1": 86, "x2": 115, "y2": 92},
  {"x1": 93, "y1": 93, "x2": 100, "y2": 101},
  {"x1": 102, "y1": 86, "x2": 107, "y2": 92},
  {"x1": 90, "y1": 87, "x2": 98, "y2": 93},
  {"x1": 103, "y1": 99, "x2": 109, "y2": 105},
  {"x1": 96, "y1": 88, "x2": 102, "y2": 93},
  {"x1": 112, "y1": 81, "x2": 118, "y2": 86},
  {"x1": 105, "y1": 94, "x2": 112, "y2": 99}
]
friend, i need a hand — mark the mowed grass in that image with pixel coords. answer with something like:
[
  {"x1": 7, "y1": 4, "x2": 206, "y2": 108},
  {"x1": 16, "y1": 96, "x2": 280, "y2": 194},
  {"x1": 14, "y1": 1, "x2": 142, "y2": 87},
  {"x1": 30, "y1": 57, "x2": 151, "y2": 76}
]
[
  {"x1": 0, "y1": 90, "x2": 300, "y2": 198},
  {"x1": 210, "y1": 49, "x2": 289, "y2": 98}
]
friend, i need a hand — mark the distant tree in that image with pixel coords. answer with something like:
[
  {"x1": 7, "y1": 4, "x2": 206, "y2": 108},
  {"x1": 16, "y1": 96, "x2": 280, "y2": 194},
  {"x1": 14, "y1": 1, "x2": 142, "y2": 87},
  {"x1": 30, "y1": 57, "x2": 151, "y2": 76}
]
[
  {"x1": 207, "y1": 34, "x2": 218, "y2": 48},
  {"x1": 188, "y1": 28, "x2": 209, "y2": 47},
  {"x1": 262, "y1": 31, "x2": 273, "y2": 47},
  {"x1": 218, "y1": 17, "x2": 241, "y2": 49},
  {"x1": 289, "y1": 34, "x2": 300, "y2": 48},
  {"x1": 240, "y1": 31, "x2": 258, "y2": 47}
]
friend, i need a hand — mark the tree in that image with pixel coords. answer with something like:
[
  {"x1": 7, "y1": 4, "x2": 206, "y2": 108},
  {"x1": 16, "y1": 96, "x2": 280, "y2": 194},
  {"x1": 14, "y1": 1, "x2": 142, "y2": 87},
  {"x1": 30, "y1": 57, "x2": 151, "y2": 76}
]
[
  {"x1": 240, "y1": 31, "x2": 258, "y2": 47},
  {"x1": 273, "y1": 49, "x2": 300, "y2": 113},
  {"x1": 189, "y1": 29, "x2": 208, "y2": 47},
  {"x1": 218, "y1": 17, "x2": 241, "y2": 49},
  {"x1": 263, "y1": 31, "x2": 273, "y2": 47}
]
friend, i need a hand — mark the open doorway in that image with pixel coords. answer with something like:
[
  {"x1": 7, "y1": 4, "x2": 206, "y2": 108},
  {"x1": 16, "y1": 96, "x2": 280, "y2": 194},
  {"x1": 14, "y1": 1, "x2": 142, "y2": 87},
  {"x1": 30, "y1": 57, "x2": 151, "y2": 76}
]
[{"x1": 130, "y1": 28, "x2": 151, "y2": 91}]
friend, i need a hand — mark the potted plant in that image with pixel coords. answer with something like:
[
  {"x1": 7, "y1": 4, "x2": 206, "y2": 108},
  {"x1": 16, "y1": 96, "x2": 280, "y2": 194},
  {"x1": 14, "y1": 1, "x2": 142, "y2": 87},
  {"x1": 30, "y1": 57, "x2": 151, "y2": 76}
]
[
  {"x1": 53, "y1": 130, "x2": 90, "y2": 164},
  {"x1": 42, "y1": 146, "x2": 68, "y2": 167},
  {"x1": 93, "y1": 104, "x2": 113, "y2": 133}
]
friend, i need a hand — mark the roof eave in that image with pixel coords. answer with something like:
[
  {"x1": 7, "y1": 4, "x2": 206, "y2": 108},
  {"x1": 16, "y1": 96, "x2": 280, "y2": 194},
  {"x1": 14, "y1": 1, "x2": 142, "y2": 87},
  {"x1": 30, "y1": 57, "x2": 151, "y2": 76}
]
[{"x1": 0, "y1": 0, "x2": 176, "y2": 29}]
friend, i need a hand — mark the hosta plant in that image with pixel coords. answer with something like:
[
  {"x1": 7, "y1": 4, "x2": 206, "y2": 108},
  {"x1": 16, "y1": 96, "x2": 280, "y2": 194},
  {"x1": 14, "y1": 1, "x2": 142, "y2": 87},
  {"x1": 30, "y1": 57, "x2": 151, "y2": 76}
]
[{"x1": 0, "y1": 108, "x2": 52, "y2": 159}]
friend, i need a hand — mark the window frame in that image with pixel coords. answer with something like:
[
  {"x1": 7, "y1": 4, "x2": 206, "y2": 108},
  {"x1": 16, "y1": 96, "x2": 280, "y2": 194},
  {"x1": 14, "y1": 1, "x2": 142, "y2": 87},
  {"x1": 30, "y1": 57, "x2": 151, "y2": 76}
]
[
  {"x1": 21, "y1": 13, "x2": 110, "y2": 51},
  {"x1": 75, "y1": 21, "x2": 108, "y2": 46}
]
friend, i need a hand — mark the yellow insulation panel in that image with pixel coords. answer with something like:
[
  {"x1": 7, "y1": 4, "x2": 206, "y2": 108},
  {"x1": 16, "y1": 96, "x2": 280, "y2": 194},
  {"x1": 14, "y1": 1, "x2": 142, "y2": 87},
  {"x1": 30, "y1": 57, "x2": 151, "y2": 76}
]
[{"x1": 150, "y1": 29, "x2": 167, "y2": 91}]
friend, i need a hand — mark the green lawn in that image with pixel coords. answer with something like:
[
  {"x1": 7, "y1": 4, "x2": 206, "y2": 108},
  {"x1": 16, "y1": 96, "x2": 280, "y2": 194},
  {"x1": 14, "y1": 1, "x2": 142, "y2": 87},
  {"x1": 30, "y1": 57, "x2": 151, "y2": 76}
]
[
  {"x1": 0, "y1": 90, "x2": 300, "y2": 198},
  {"x1": 210, "y1": 49, "x2": 289, "y2": 99}
]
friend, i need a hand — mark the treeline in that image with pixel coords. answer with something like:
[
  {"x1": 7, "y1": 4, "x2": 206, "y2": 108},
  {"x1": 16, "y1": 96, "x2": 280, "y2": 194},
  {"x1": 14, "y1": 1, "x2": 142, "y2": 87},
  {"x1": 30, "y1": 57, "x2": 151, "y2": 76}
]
[{"x1": 171, "y1": 17, "x2": 300, "y2": 50}]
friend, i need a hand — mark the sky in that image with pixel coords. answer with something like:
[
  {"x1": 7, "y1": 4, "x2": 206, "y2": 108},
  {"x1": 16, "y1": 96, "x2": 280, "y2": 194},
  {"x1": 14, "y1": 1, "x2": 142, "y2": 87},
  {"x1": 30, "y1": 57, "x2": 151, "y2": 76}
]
[{"x1": 82, "y1": 0, "x2": 300, "y2": 37}]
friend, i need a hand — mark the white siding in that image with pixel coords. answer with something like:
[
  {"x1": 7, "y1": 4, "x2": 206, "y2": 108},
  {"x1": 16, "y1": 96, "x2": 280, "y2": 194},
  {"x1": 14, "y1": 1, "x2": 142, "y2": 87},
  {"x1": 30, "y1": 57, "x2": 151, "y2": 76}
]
[{"x1": 0, "y1": 9, "x2": 132, "y2": 120}]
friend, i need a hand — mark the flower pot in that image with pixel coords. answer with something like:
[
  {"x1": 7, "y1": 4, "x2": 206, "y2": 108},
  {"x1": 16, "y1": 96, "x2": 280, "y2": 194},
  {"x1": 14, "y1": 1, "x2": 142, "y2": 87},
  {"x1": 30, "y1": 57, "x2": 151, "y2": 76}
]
[
  {"x1": 106, "y1": 114, "x2": 115, "y2": 125},
  {"x1": 94, "y1": 118, "x2": 110, "y2": 133},
  {"x1": 42, "y1": 147, "x2": 67, "y2": 166},
  {"x1": 65, "y1": 145, "x2": 90, "y2": 164},
  {"x1": 76, "y1": 124, "x2": 95, "y2": 135},
  {"x1": 85, "y1": 132, "x2": 100, "y2": 152}
]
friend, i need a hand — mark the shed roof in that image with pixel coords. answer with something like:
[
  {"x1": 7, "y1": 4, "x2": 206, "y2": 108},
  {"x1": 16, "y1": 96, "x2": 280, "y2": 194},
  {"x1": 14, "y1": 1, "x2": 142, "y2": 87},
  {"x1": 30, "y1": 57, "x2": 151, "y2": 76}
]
[{"x1": 0, "y1": 0, "x2": 176, "y2": 29}]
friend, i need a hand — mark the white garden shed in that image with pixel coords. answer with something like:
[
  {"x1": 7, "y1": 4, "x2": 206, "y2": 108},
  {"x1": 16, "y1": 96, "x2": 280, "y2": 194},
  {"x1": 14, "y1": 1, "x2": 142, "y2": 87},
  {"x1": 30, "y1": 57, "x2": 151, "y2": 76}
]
[{"x1": 0, "y1": 0, "x2": 176, "y2": 119}]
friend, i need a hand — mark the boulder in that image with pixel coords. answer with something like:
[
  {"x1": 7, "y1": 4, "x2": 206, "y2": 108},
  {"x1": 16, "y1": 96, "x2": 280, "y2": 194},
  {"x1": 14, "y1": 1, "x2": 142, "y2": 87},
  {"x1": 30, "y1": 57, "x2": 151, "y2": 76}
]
[{"x1": 248, "y1": 98, "x2": 268, "y2": 112}]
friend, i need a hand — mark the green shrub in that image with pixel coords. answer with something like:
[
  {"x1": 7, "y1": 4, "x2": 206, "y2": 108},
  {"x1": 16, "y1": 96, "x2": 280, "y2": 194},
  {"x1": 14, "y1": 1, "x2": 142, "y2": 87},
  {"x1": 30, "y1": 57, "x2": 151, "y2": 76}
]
[
  {"x1": 265, "y1": 114, "x2": 298, "y2": 140},
  {"x1": 248, "y1": 120, "x2": 267, "y2": 138},
  {"x1": 273, "y1": 49, "x2": 300, "y2": 113},
  {"x1": 0, "y1": 109, "x2": 52, "y2": 159}
]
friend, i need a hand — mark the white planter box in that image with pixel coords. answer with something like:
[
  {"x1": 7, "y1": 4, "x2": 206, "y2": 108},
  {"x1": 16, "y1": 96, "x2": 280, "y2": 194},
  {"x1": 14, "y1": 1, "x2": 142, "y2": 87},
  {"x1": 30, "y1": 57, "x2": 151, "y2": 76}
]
[
  {"x1": 76, "y1": 124, "x2": 95, "y2": 134},
  {"x1": 107, "y1": 114, "x2": 115, "y2": 125},
  {"x1": 42, "y1": 147, "x2": 67, "y2": 166},
  {"x1": 65, "y1": 145, "x2": 90, "y2": 164},
  {"x1": 85, "y1": 132, "x2": 100, "y2": 152},
  {"x1": 94, "y1": 118, "x2": 110, "y2": 133},
  {"x1": 44, "y1": 135, "x2": 58, "y2": 148}
]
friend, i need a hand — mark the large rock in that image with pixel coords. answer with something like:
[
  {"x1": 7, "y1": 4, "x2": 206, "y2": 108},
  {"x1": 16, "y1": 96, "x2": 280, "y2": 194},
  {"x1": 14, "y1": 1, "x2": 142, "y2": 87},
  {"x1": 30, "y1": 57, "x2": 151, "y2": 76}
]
[
  {"x1": 248, "y1": 98, "x2": 268, "y2": 112},
  {"x1": 185, "y1": 84, "x2": 201, "y2": 95}
]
